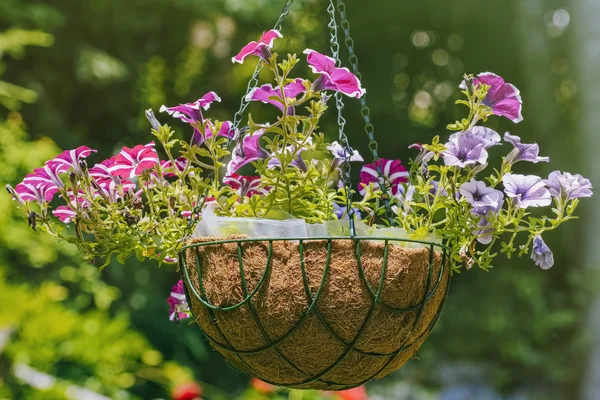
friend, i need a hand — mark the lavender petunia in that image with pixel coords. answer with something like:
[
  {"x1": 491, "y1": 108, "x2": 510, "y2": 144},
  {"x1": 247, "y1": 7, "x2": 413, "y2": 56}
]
[
  {"x1": 332, "y1": 203, "x2": 362, "y2": 220},
  {"x1": 459, "y1": 179, "x2": 504, "y2": 215},
  {"x1": 443, "y1": 132, "x2": 488, "y2": 168},
  {"x1": 474, "y1": 218, "x2": 494, "y2": 245},
  {"x1": 449, "y1": 126, "x2": 501, "y2": 150},
  {"x1": 531, "y1": 235, "x2": 554, "y2": 270},
  {"x1": 504, "y1": 133, "x2": 549, "y2": 164},
  {"x1": 461, "y1": 72, "x2": 523, "y2": 123},
  {"x1": 544, "y1": 171, "x2": 593, "y2": 201},
  {"x1": 267, "y1": 146, "x2": 309, "y2": 172},
  {"x1": 226, "y1": 130, "x2": 270, "y2": 174},
  {"x1": 245, "y1": 79, "x2": 306, "y2": 115},
  {"x1": 503, "y1": 173, "x2": 552, "y2": 209}
]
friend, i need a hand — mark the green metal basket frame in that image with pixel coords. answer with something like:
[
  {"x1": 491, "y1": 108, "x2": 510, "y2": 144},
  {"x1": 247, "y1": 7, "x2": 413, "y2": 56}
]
[{"x1": 178, "y1": 236, "x2": 451, "y2": 390}]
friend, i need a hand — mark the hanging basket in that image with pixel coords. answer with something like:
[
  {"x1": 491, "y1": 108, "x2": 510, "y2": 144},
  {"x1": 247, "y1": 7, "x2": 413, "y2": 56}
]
[{"x1": 179, "y1": 236, "x2": 450, "y2": 390}]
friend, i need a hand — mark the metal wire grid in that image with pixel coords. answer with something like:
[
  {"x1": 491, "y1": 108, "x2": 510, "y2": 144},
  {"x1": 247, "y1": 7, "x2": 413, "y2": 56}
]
[{"x1": 179, "y1": 237, "x2": 450, "y2": 389}]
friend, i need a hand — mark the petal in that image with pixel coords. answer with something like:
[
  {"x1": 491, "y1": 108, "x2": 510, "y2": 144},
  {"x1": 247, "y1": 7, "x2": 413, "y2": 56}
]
[
  {"x1": 259, "y1": 30, "x2": 283, "y2": 46},
  {"x1": 329, "y1": 67, "x2": 366, "y2": 98},
  {"x1": 303, "y1": 49, "x2": 336, "y2": 75}
]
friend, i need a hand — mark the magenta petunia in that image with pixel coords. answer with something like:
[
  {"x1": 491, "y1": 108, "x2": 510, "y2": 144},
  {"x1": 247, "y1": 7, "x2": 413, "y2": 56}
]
[
  {"x1": 461, "y1": 72, "x2": 523, "y2": 123},
  {"x1": 160, "y1": 92, "x2": 222, "y2": 144},
  {"x1": 245, "y1": 79, "x2": 306, "y2": 115},
  {"x1": 22, "y1": 164, "x2": 65, "y2": 191},
  {"x1": 359, "y1": 159, "x2": 409, "y2": 195},
  {"x1": 304, "y1": 49, "x2": 366, "y2": 99},
  {"x1": 194, "y1": 120, "x2": 237, "y2": 146},
  {"x1": 168, "y1": 280, "x2": 191, "y2": 322},
  {"x1": 232, "y1": 30, "x2": 282, "y2": 64},
  {"x1": 226, "y1": 130, "x2": 269, "y2": 175},
  {"x1": 223, "y1": 174, "x2": 265, "y2": 197},
  {"x1": 89, "y1": 159, "x2": 114, "y2": 181},
  {"x1": 53, "y1": 206, "x2": 77, "y2": 223},
  {"x1": 46, "y1": 146, "x2": 97, "y2": 176},
  {"x1": 160, "y1": 157, "x2": 189, "y2": 178},
  {"x1": 14, "y1": 182, "x2": 58, "y2": 204},
  {"x1": 109, "y1": 142, "x2": 160, "y2": 179}
]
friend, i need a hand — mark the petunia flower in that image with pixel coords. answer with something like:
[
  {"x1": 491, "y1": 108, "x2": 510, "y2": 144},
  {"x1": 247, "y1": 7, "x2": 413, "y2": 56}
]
[
  {"x1": 52, "y1": 206, "x2": 77, "y2": 223},
  {"x1": 22, "y1": 164, "x2": 66, "y2": 191},
  {"x1": 160, "y1": 92, "x2": 221, "y2": 143},
  {"x1": 332, "y1": 203, "x2": 362, "y2": 220},
  {"x1": 503, "y1": 173, "x2": 552, "y2": 209},
  {"x1": 327, "y1": 141, "x2": 364, "y2": 162},
  {"x1": 194, "y1": 120, "x2": 236, "y2": 146},
  {"x1": 145, "y1": 108, "x2": 161, "y2": 130},
  {"x1": 109, "y1": 142, "x2": 160, "y2": 179},
  {"x1": 443, "y1": 132, "x2": 489, "y2": 168},
  {"x1": 14, "y1": 182, "x2": 58, "y2": 204},
  {"x1": 393, "y1": 185, "x2": 415, "y2": 218},
  {"x1": 504, "y1": 133, "x2": 549, "y2": 164},
  {"x1": 168, "y1": 280, "x2": 191, "y2": 322},
  {"x1": 474, "y1": 218, "x2": 495, "y2": 245},
  {"x1": 160, "y1": 157, "x2": 189, "y2": 178},
  {"x1": 267, "y1": 146, "x2": 309, "y2": 172},
  {"x1": 460, "y1": 72, "x2": 523, "y2": 123},
  {"x1": 449, "y1": 126, "x2": 501, "y2": 150},
  {"x1": 245, "y1": 79, "x2": 306, "y2": 115},
  {"x1": 459, "y1": 179, "x2": 504, "y2": 215},
  {"x1": 226, "y1": 130, "x2": 269, "y2": 174},
  {"x1": 531, "y1": 234, "x2": 554, "y2": 270},
  {"x1": 232, "y1": 30, "x2": 282, "y2": 64},
  {"x1": 46, "y1": 146, "x2": 97, "y2": 176},
  {"x1": 304, "y1": 49, "x2": 366, "y2": 98},
  {"x1": 223, "y1": 174, "x2": 265, "y2": 197},
  {"x1": 544, "y1": 171, "x2": 593, "y2": 201},
  {"x1": 359, "y1": 159, "x2": 409, "y2": 195}
]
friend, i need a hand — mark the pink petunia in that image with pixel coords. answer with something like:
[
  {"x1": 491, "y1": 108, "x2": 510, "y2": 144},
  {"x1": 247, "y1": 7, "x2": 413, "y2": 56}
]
[
  {"x1": 194, "y1": 120, "x2": 236, "y2": 146},
  {"x1": 304, "y1": 49, "x2": 366, "y2": 98},
  {"x1": 232, "y1": 30, "x2": 282, "y2": 64},
  {"x1": 168, "y1": 280, "x2": 191, "y2": 322},
  {"x1": 160, "y1": 92, "x2": 222, "y2": 144},
  {"x1": 226, "y1": 130, "x2": 269, "y2": 175},
  {"x1": 22, "y1": 164, "x2": 65, "y2": 191},
  {"x1": 108, "y1": 142, "x2": 160, "y2": 179},
  {"x1": 461, "y1": 72, "x2": 523, "y2": 123},
  {"x1": 160, "y1": 157, "x2": 189, "y2": 178},
  {"x1": 359, "y1": 159, "x2": 409, "y2": 195},
  {"x1": 223, "y1": 174, "x2": 266, "y2": 197},
  {"x1": 245, "y1": 79, "x2": 307, "y2": 115},
  {"x1": 46, "y1": 146, "x2": 97, "y2": 175},
  {"x1": 52, "y1": 191, "x2": 89, "y2": 224},
  {"x1": 14, "y1": 182, "x2": 58, "y2": 204}
]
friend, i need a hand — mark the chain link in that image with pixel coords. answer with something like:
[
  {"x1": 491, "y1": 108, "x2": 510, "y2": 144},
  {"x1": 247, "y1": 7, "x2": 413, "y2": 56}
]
[
  {"x1": 334, "y1": 0, "x2": 395, "y2": 226},
  {"x1": 184, "y1": 0, "x2": 296, "y2": 239}
]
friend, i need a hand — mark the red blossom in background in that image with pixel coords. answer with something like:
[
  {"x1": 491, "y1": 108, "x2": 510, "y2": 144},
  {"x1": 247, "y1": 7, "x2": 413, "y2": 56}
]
[
  {"x1": 304, "y1": 49, "x2": 366, "y2": 98},
  {"x1": 108, "y1": 142, "x2": 160, "y2": 179},
  {"x1": 232, "y1": 30, "x2": 282, "y2": 64},
  {"x1": 329, "y1": 386, "x2": 369, "y2": 400},
  {"x1": 359, "y1": 159, "x2": 408, "y2": 195},
  {"x1": 250, "y1": 378, "x2": 277, "y2": 395},
  {"x1": 171, "y1": 381, "x2": 203, "y2": 400}
]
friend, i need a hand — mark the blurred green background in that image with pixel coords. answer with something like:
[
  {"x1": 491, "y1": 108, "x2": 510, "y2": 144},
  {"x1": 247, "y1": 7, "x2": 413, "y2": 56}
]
[{"x1": 1, "y1": 0, "x2": 599, "y2": 399}]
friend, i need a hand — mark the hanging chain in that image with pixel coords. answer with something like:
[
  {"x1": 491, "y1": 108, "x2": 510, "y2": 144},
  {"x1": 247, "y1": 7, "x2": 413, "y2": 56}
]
[
  {"x1": 229, "y1": 0, "x2": 295, "y2": 147},
  {"x1": 327, "y1": 0, "x2": 356, "y2": 236},
  {"x1": 335, "y1": 0, "x2": 396, "y2": 226},
  {"x1": 183, "y1": 0, "x2": 295, "y2": 240}
]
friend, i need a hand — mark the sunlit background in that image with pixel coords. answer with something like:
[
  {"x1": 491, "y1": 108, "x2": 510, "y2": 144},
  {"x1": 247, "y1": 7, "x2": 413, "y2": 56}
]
[{"x1": 1, "y1": 0, "x2": 599, "y2": 399}]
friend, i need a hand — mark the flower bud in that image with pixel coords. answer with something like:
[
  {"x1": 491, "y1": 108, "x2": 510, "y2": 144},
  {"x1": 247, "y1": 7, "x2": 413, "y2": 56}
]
[
  {"x1": 463, "y1": 74, "x2": 475, "y2": 96},
  {"x1": 145, "y1": 109, "x2": 161, "y2": 131},
  {"x1": 6, "y1": 184, "x2": 24, "y2": 206},
  {"x1": 79, "y1": 159, "x2": 88, "y2": 173}
]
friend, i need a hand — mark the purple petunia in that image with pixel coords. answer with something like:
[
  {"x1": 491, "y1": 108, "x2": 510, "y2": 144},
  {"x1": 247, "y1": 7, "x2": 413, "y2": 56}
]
[
  {"x1": 443, "y1": 132, "x2": 489, "y2": 168},
  {"x1": 359, "y1": 159, "x2": 409, "y2": 196},
  {"x1": 226, "y1": 130, "x2": 270, "y2": 175},
  {"x1": 160, "y1": 92, "x2": 221, "y2": 144},
  {"x1": 531, "y1": 234, "x2": 554, "y2": 270},
  {"x1": 544, "y1": 171, "x2": 593, "y2": 201},
  {"x1": 168, "y1": 280, "x2": 191, "y2": 322},
  {"x1": 245, "y1": 79, "x2": 306, "y2": 115},
  {"x1": 232, "y1": 30, "x2": 282, "y2": 64},
  {"x1": 267, "y1": 145, "x2": 309, "y2": 172},
  {"x1": 461, "y1": 72, "x2": 523, "y2": 123},
  {"x1": 195, "y1": 120, "x2": 237, "y2": 146},
  {"x1": 503, "y1": 173, "x2": 552, "y2": 209},
  {"x1": 332, "y1": 203, "x2": 362, "y2": 220},
  {"x1": 459, "y1": 179, "x2": 504, "y2": 215},
  {"x1": 304, "y1": 49, "x2": 366, "y2": 98},
  {"x1": 449, "y1": 126, "x2": 501, "y2": 150},
  {"x1": 504, "y1": 133, "x2": 549, "y2": 164}
]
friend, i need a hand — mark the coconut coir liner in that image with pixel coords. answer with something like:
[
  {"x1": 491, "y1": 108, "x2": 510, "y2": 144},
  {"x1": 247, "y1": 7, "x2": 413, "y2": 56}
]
[{"x1": 184, "y1": 237, "x2": 449, "y2": 390}]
